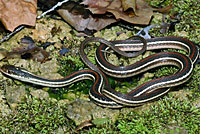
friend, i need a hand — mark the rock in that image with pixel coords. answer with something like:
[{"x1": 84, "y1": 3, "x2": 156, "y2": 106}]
[
  {"x1": 5, "y1": 85, "x2": 27, "y2": 109},
  {"x1": 161, "y1": 125, "x2": 188, "y2": 134},
  {"x1": 120, "y1": 101, "x2": 156, "y2": 115},
  {"x1": 103, "y1": 29, "x2": 117, "y2": 41},
  {"x1": 170, "y1": 90, "x2": 192, "y2": 101},
  {"x1": 7, "y1": 57, "x2": 62, "y2": 80},
  {"x1": 32, "y1": 18, "x2": 72, "y2": 42},
  {"x1": 54, "y1": 126, "x2": 65, "y2": 134},
  {"x1": 0, "y1": 90, "x2": 12, "y2": 116},
  {"x1": 116, "y1": 33, "x2": 129, "y2": 40},
  {"x1": 30, "y1": 89, "x2": 49, "y2": 99},
  {"x1": 38, "y1": 58, "x2": 63, "y2": 79},
  {"x1": 151, "y1": 13, "x2": 163, "y2": 24},
  {"x1": 64, "y1": 99, "x2": 120, "y2": 126},
  {"x1": 62, "y1": 93, "x2": 76, "y2": 101}
]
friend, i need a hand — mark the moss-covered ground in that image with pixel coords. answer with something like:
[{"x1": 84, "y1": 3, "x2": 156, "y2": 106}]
[{"x1": 0, "y1": 0, "x2": 200, "y2": 133}]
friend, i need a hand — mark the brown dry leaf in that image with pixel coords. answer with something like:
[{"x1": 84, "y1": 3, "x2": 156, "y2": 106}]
[
  {"x1": 81, "y1": 0, "x2": 121, "y2": 14},
  {"x1": 76, "y1": 120, "x2": 94, "y2": 131},
  {"x1": 81, "y1": 0, "x2": 154, "y2": 25},
  {"x1": 121, "y1": 0, "x2": 137, "y2": 17},
  {"x1": 121, "y1": 0, "x2": 136, "y2": 12},
  {"x1": 57, "y1": 1, "x2": 117, "y2": 31},
  {"x1": 1, "y1": 36, "x2": 49, "y2": 62},
  {"x1": 0, "y1": 0, "x2": 37, "y2": 32}
]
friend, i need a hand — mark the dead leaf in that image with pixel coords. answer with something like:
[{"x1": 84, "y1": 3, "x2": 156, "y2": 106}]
[
  {"x1": 121, "y1": 0, "x2": 136, "y2": 12},
  {"x1": 1, "y1": 36, "x2": 49, "y2": 62},
  {"x1": 57, "y1": 1, "x2": 117, "y2": 31},
  {"x1": 76, "y1": 120, "x2": 94, "y2": 131},
  {"x1": 0, "y1": 0, "x2": 37, "y2": 31},
  {"x1": 0, "y1": 49, "x2": 8, "y2": 60},
  {"x1": 81, "y1": 0, "x2": 121, "y2": 14},
  {"x1": 81, "y1": 0, "x2": 154, "y2": 25}
]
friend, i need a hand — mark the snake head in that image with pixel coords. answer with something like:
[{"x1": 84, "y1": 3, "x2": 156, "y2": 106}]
[
  {"x1": 1, "y1": 65, "x2": 17, "y2": 74},
  {"x1": 0, "y1": 65, "x2": 29, "y2": 78}
]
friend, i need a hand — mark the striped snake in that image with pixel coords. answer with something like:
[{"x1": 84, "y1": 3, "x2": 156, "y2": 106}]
[{"x1": 1, "y1": 36, "x2": 199, "y2": 108}]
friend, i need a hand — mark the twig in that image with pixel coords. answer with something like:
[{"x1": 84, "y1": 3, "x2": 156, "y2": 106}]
[{"x1": 0, "y1": 0, "x2": 70, "y2": 44}]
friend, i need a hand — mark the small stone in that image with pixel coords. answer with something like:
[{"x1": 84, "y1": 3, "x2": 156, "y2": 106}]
[
  {"x1": 151, "y1": 13, "x2": 163, "y2": 24},
  {"x1": 58, "y1": 99, "x2": 71, "y2": 105},
  {"x1": 170, "y1": 90, "x2": 191, "y2": 101},
  {"x1": 121, "y1": 102, "x2": 155, "y2": 115},
  {"x1": 30, "y1": 89, "x2": 49, "y2": 99},
  {"x1": 0, "y1": 90, "x2": 12, "y2": 116},
  {"x1": 128, "y1": 55, "x2": 143, "y2": 65},
  {"x1": 192, "y1": 98, "x2": 200, "y2": 108},
  {"x1": 162, "y1": 125, "x2": 188, "y2": 134},
  {"x1": 116, "y1": 33, "x2": 129, "y2": 40},
  {"x1": 5, "y1": 85, "x2": 27, "y2": 109},
  {"x1": 66, "y1": 99, "x2": 120, "y2": 126},
  {"x1": 103, "y1": 29, "x2": 117, "y2": 41},
  {"x1": 94, "y1": 31, "x2": 103, "y2": 37},
  {"x1": 54, "y1": 127, "x2": 65, "y2": 134}
]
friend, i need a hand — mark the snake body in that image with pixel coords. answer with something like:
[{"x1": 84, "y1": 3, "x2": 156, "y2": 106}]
[{"x1": 1, "y1": 36, "x2": 199, "y2": 108}]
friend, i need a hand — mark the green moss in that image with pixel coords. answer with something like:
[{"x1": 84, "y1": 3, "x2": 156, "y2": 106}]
[
  {"x1": 81, "y1": 0, "x2": 200, "y2": 133},
  {"x1": 47, "y1": 55, "x2": 92, "y2": 100},
  {"x1": 51, "y1": 39, "x2": 95, "y2": 100},
  {"x1": 186, "y1": 64, "x2": 200, "y2": 98},
  {"x1": 79, "y1": 96, "x2": 200, "y2": 133},
  {"x1": 117, "y1": 96, "x2": 200, "y2": 134},
  {"x1": 113, "y1": 97, "x2": 198, "y2": 133},
  {"x1": 1, "y1": 95, "x2": 199, "y2": 134},
  {"x1": 1, "y1": 0, "x2": 200, "y2": 133},
  {"x1": 0, "y1": 95, "x2": 75, "y2": 133},
  {"x1": 57, "y1": 55, "x2": 84, "y2": 76},
  {"x1": 149, "y1": 0, "x2": 200, "y2": 42}
]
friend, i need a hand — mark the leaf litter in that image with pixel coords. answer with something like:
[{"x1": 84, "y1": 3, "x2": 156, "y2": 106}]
[{"x1": 0, "y1": 0, "x2": 37, "y2": 31}]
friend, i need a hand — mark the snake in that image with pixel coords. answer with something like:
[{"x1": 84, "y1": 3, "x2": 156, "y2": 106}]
[
  {"x1": 0, "y1": 36, "x2": 199, "y2": 108},
  {"x1": 95, "y1": 36, "x2": 199, "y2": 105}
]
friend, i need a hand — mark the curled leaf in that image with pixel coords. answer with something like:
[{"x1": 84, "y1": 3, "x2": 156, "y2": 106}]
[
  {"x1": 76, "y1": 120, "x2": 94, "y2": 131},
  {"x1": 81, "y1": 0, "x2": 154, "y2": 25},
  {"x1": 121, "y1": 0, "x2": 136, "y2": 12},
  {"x1": 57, "y1": 1, "x2": 117, "y2": 31},
  {"x1": 0, "y1": 0, "x2": 37, "y2": 31}
]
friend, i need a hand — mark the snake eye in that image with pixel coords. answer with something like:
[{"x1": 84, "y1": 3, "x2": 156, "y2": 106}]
[{"x1": 6, "y1": 69, "x2": 12, "y2": 74}]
